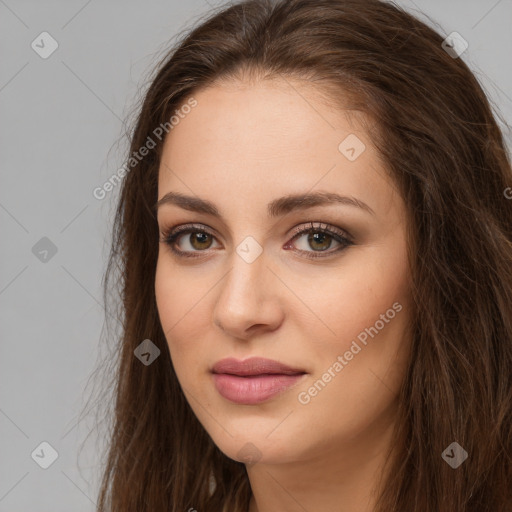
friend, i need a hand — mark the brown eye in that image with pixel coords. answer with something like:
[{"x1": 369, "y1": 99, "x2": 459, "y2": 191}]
[
  {"x1": 302, "y1": 231, "x2": 336, "y2": 251},
  {"x1": 183, "y1": 231, "x2": 214, "y2": 250},
  {"x1": 161, "y1": 226, "x2": 219, "y2": 256},
  {"x1": 285, "y1": 222, "x2": 354, "y2": 260},
  {"x1": 160, "y1": 221, "x2": 354, "y2": 260}
]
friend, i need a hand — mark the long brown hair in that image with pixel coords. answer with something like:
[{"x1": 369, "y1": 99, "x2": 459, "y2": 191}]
[{"x1": 91, "y1": 0, "x2": 512, "y2": 510}]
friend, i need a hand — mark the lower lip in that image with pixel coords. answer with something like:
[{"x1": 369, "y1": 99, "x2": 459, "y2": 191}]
[{"x1": 212, "y1": 373, "x2": 306, "y2": 405}]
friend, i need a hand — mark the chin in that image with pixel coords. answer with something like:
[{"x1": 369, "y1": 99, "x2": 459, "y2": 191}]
[{"x1": 203, "y1": 416, "x2": 303, "y2": 465}]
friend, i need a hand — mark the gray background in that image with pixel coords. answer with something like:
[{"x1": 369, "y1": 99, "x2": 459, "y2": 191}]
[{"x1": 1, "y1": 0, "x2": 511, "y2": 510}]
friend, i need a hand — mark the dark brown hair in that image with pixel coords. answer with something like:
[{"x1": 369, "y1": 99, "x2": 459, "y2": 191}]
[{"x1": 91, "y1": 0, "x2": 512, "y2": 510}]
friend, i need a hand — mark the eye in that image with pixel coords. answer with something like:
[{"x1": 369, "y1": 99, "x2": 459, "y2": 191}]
[
  {"x1": 285, "y1": 221, "x2": 353, "y2": 259},
  {"x1": 159, "y1": 223, "x2": 219, "y2": 258},
  {"x1": 159, "y1": 221, "x2": 354, "y2": 260}
]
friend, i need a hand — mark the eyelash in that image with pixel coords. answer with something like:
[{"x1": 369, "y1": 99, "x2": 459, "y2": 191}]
[{"x1": 159, "y1": 221, "x2": 354, "y2": 260}]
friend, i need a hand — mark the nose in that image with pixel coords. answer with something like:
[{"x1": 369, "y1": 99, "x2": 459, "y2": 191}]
[{"x1": 212, "y1": 249, "x2": 284, "y2": 340}]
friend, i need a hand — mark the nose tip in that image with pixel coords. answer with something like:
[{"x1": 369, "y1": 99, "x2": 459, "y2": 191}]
[{"x1": 212, "y1": 257, "x2": 284, "y2": 339}]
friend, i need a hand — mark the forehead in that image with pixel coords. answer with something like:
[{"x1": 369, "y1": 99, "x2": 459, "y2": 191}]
[
  {"x1": 157, "y1": 77, "x2": 397, "y2": 221},
  {"x1": 162, "y1": 77, "x2": 363, "y2": 161}
]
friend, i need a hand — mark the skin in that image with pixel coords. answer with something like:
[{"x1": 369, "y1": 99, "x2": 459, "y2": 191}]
[{"x1": 155, "y1": 75, "x2": 413, "y2": 512}]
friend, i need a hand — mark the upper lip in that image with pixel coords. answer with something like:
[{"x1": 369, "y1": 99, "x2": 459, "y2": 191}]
[{"x1": 211, "y1": 357, "x2": 306, "y2": 376}]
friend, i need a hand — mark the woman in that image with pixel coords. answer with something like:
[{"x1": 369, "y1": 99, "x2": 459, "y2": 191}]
[{"x1": 94, "y1": 0, "x2": 512, "y2": 510}]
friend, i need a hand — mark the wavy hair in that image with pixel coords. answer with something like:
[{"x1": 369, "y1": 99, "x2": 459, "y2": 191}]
[{"x1": 91, "y1": 0, "x2": 512, "y2": 510}]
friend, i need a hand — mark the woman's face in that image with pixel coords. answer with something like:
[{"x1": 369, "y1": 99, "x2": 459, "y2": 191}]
[{"x1": 155, "y1": 77, "x2": 412, "y2": 466}]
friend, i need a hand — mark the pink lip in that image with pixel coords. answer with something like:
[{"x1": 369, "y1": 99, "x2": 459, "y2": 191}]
[{"x1": 211, "y1": 357, "x2": 307, "y2": 405}]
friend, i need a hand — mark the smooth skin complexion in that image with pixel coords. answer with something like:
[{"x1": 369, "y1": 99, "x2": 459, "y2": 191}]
[{"x1": 155, "y1": 76, "x2": 413, "y2": 512}]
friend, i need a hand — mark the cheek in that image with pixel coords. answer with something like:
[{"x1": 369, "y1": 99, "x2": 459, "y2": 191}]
[
  {"x1": 294, "y1": 241, "x2": 409, "y2": 352},
  {"x1": 296, "y1": 245, "x2": 412, "y2": 418},
  {"x1": 155, "y1": 259, "x2": 194, "y2": 354},
  {"x1": 155, "y1": 259, "x2": 180, "y2": 336},
  {"x1": 154, "y1": 258, "x2": 214, "y2": 371},
  {"x1": 293, "y1": 283, "x2": 411, "y2": 445}
]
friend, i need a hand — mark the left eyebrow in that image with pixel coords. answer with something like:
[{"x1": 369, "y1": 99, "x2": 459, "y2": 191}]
[{"x1": 154, "y1": 190, "x2": 375, "y2": 217}]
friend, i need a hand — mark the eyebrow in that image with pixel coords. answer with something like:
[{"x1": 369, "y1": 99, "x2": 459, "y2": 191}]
[{"x1": 154, "y1": 190, "x2": 375, "y2": 217}]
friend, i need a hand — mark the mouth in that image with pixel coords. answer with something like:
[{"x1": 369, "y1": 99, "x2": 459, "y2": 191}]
[{"x1": 211, "y1": 357, "x2": 307, "y2": 405}]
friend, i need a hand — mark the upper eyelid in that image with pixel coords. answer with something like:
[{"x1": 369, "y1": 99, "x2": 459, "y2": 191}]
[{"x1": 289, "y1": 221, "x2": 353, "y2": 241}]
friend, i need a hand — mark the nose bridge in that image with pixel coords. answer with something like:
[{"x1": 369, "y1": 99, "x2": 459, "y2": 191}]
[
  {"x1": 222, "y1": 240, "x2": 268, "y2": 304},
  {"x1": 212, "y1": 238, "x2": 282, "y2": 335}
]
